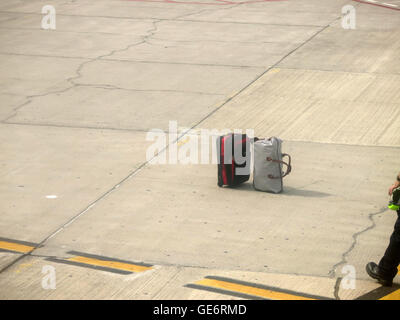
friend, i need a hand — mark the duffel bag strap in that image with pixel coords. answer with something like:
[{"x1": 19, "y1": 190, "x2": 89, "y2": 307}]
[{"x1": 266, "y1": 153, "x2": 292, "y2": 179}]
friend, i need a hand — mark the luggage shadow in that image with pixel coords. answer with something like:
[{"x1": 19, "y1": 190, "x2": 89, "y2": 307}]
[
  {"x1": 282, "y1": 186, "x2": 331, "y2": 198},
  {"x1": 224, "y1": 183, "x2": 254, "y2": 192},
  {"x1": 226, "y1": 184, "x2": 331, "y2": 198}
]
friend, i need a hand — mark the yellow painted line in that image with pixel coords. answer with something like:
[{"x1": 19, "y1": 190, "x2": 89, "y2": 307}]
[
  {"x1": 177, "y1": 136, "x2": 190, "y2": 147},
  {"x1": 269, "y1": 68, "x2": 281, "y2": 74},
  {"x1": 0, "y1": 240, "x2": 35, "y2": 254},
  {"x1": 67, "y1": 256, "x2": 152, "y2": 273},
  {"x1": 14, "y1": 262, "x2": 35, "y2": 274},
  {"x1": 195, "y1": 278, "x2": 316, "y2": 300},
  {"x1": 379, "y1": 289, "x2": 400, "y2": 300}
]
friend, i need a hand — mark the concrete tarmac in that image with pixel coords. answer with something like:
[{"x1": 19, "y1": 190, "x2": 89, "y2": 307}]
[{"x1": 0, "y1": 0, "x2": 399, "y2": 300}]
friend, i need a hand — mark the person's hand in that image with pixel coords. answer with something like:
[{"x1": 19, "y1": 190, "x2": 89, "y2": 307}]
[{"x1": 389, "y1": 182, "x2": 400, "y2": 196}]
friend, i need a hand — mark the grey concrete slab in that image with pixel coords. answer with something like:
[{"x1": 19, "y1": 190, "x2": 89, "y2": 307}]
[
  {"x1": 179, "y1": 0, "x2": 349, "y2": 26},
  {"x1": 30, "y1": 140, "x2": 399, "y2": 279},
  {"x1": 0, "y1": 12, "x2": 18, "y2": 23},
  {"x1": 111, "y1": 38, "x2": 298, "y2": 68},
  {"x1": 1, "y1": 0, "x2": 399, "y2": 300},
  {"x1": 6, "y1": 86, "x2": 225, "y2": 131},
  {"x1": 0, "y1": 29, "x2": 144, "y2": 59},
  {"x1": 0, "y1": 0, "x2": 33, "y2": 12},
  {"x1": 0, "y1": 54, "x2": 87, "y2": 99},
  {"x1": 278, "y1": 27, "x2": 400, "y2": 74},
  {"x1": 0, "y1": 93, "x2": 27, "y2": 120},
  {"x1": 0, "y1": 0, "x2": 197, "y2": 18},
  {"x1": 0, "y1": 0, "x2": 227, "y2": 20},
  {"x1": 201, "y1": 68, "x2": 400, "y2": 147},
  {"x1": 54, "y1": 1, "x2": 220, "y2": 21},
  {"x1": 142, "y1": 20, "x2": 320, "y2": 44},
  {"x1": 0, "y1": 123, "x2": 152, "y2": 243},
  {"x1": 110, "y1": 19, "x2": 320, "y2": 67},
  {"x1": 0, "y1": 12, "x2": 156, "y2": 36},
  {"x1": 74, "y1": 59, "x2": 264, "y2": 94}
]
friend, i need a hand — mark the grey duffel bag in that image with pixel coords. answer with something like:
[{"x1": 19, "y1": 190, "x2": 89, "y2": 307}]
[{"x1": 253, "y1": 137, "x2": 292, "y2": 193}]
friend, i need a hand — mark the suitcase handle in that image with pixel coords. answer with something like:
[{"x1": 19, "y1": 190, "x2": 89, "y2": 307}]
[{"x1": 266, "y1": 153, "x2": 292, "y2": 179}]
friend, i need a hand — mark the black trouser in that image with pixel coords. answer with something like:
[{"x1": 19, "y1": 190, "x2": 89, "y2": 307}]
[{"x1": 379, "y1": 210, "x2": 400, "y2": 280}]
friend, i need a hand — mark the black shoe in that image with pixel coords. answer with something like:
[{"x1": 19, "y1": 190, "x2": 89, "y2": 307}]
[{"x1": 366, "y1": 262, "x2": 393, "y2": 287}]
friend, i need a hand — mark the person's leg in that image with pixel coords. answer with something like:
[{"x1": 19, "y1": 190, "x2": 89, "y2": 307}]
[{"x1": 378, "y1": 211, "x2": 400, "y2": 280}]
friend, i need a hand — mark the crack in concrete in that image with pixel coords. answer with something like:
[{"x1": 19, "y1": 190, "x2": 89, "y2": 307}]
[
  {"x1": 1, "y1": 85, "x2": 83, "y2": 122},
  {"x1": 1, "y1": 5, "x2": 270, "y2": 124},
  {"x1": 328, "y1": 206, "x2": 388, "y2": 298},
  {"x1": 70, "y1": 83, "x2": 226, "y2": 96},
  {"x1": 65, "y1": 19, "x2": 161, "y2": 87},
  {"x1": 334, "y1": 277, "x2": 342, "y2": 300},
  {"x1": 1, "y1": 19, "x2": 162, "y2": 123}
]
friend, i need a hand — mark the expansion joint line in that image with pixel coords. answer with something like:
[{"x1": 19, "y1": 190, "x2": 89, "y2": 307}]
[{"x1": 1, "y1": 19, "x2": 162, "y2": 123}]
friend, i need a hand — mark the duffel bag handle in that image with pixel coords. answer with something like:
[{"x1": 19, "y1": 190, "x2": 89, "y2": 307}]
[{"x1": 266, "y1": 153, "x2": 292, "y2": 179}]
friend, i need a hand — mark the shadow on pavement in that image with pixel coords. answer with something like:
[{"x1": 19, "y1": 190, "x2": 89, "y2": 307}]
[{"x1": 226, "y1": 183, "x2": 331, "y2": 198}]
